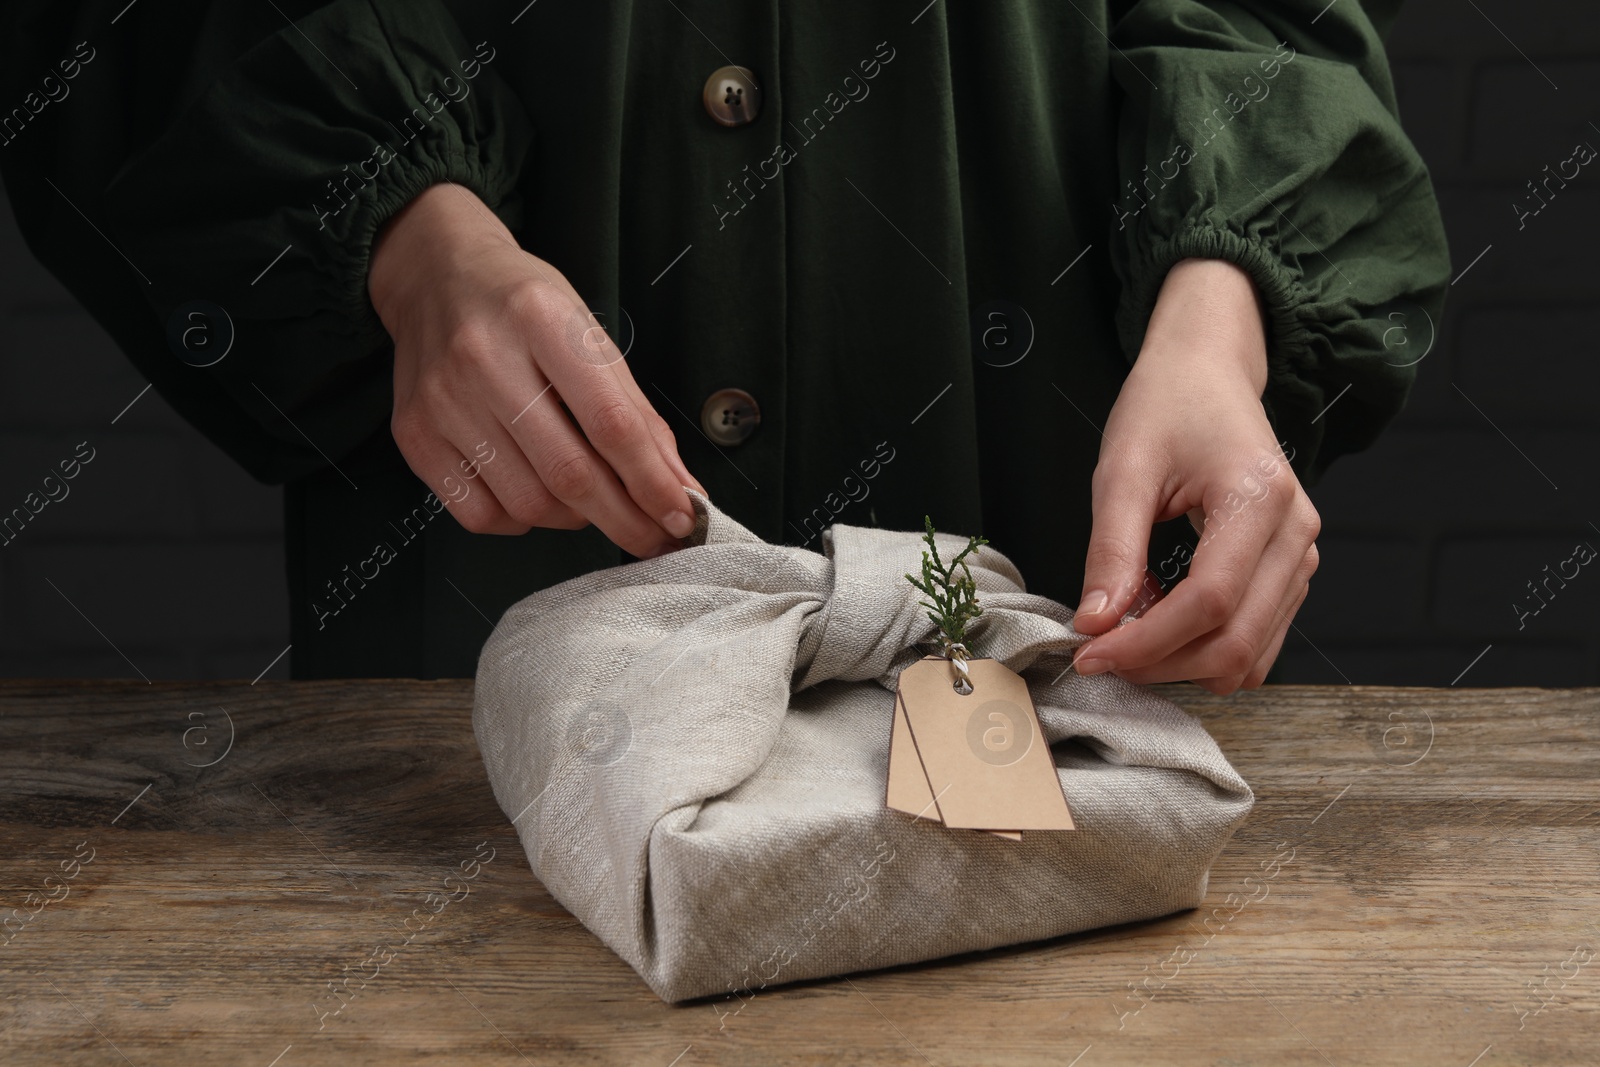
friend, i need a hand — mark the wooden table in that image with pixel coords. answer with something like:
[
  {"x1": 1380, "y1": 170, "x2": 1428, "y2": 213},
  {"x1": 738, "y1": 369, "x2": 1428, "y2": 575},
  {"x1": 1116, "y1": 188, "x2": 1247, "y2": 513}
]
[{"x1": 1, "y1": 681, "x2": 1595, "y2": 1066}]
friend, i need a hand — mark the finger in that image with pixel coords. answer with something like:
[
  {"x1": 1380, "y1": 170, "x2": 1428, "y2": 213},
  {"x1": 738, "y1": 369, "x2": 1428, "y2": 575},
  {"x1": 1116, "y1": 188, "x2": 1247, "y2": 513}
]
[
  {"x1": 1239, "y1": 565, "x2": 1312, "y2": 688},
  {"x1": 529, "y1": 286, "x2": 699, "y2": 539},
  {"x1": 399, "y1": 430, "x2": 526, "y2": 536},
  {"x1": 611, "y1": 364, "x2": 708, "y2": 497},
  {"x1": 563, "y1": 301, "x2": 707, "y2": 498},
  {"x1": 523, "y1": 271, "x2": 706, "y2": 499},
  {"x1": 1075, "y1": 453, "x2": 1165, "y2": 636},
  {"x1": 505, "y1": 365, "x2": 687, "y2": 559},
  {"x1": 462, "y1": 423, "x2": 588, "y2": 531},
  {"x1": 1112, "y1": 531, "x2": 1316, "y2": 686},
  {"x1": 1239, "y1": 543, "x2": 1317, "y2": 688},
  {"x1": 1072, "y1": 566, "x2": 1168, "y2": 671},
  {"x1": 1191, "y1": 563, "x2": 1310, "y2": 695},
  {"x1": 1076, "y1": 477, "x2": 1294, "y2": 672},
  {"x1": 1126, "y1": 566, "x2": 1170, "y2": 620}
]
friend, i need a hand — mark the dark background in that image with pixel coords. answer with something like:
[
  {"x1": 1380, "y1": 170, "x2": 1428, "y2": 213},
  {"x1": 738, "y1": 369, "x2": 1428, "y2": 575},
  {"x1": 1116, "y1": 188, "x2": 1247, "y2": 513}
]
[{"x1": 1, "y1": 0, "x2": 1594, "y2": 685}]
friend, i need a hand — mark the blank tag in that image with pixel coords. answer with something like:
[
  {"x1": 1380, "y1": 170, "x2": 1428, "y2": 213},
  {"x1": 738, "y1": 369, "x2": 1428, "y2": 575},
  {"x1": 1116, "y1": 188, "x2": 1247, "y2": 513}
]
[
  {"x1": 889, "y1": 690, "x2": 1023, "y2": 839},
  {"x1": 886, "y1": 690, "x2": 939, "y2": 821},
  {"x1": 895, "y1": 656, "x2": 1074, "y2": 832}
]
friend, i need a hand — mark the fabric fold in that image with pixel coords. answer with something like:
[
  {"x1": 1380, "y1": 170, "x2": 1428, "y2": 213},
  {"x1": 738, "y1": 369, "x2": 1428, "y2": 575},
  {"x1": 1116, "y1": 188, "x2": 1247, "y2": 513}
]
[{"x1": 473, "y1": 489, "x2": 1254, "y2": 1002}]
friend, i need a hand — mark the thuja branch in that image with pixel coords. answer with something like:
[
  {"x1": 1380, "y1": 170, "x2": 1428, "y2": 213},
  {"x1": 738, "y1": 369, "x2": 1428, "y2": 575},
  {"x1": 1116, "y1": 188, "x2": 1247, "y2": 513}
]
[{"x1": 904, "y1": 515, "x2": 989, "y2": 652}]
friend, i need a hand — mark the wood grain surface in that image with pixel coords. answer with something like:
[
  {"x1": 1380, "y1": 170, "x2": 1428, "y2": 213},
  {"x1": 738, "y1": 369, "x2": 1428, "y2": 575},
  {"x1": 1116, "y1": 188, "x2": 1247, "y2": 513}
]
[{"x1": 1, "y1": 680, "x2": 1595, "y2": 1066}]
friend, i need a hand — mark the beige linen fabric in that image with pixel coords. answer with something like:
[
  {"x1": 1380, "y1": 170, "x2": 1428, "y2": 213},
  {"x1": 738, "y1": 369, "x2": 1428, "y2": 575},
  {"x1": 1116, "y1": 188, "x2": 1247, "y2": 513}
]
[{"x1": 472, "y1": 489, "x2": 1254, "y2": 1003}]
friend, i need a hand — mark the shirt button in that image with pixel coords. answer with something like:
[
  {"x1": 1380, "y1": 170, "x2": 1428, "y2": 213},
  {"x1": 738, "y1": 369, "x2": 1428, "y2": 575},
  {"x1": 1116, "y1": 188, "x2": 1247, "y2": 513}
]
[
  {"x1": 700, "y1": 388, "x2": 761, "y2": 446},
  {"x1": 702, "y1": 66, "x2": 762, "y2": 127}
]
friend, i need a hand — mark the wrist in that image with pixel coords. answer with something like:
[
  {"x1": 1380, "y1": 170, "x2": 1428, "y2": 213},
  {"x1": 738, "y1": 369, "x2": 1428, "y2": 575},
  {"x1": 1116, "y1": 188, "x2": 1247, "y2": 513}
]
[
  {"x1": 368, "y1": 182, "x2": 512, "y2": 327},
  {"x1": 1136, "y1": 257, "x2": 1269, "y2": 395}
]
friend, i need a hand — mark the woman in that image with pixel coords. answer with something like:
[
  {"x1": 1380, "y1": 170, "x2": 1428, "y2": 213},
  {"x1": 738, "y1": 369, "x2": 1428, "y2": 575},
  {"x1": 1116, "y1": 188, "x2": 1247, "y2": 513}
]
[{"x1": 0, "y1": 0, "x2": 1449, "y2": 686}]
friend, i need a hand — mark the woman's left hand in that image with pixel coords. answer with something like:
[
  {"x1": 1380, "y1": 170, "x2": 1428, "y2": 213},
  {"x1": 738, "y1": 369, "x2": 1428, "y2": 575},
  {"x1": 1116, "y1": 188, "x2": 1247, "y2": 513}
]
[{"x1": 1070, "y1": 257, "x2": 1321, "y2": 694}]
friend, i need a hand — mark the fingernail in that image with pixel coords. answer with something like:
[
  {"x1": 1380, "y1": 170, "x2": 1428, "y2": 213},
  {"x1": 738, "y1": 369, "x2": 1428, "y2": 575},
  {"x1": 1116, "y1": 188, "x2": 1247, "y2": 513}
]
[
  {"x1": 661, "y1": 509, "x2": 695, "y2": 538},
  {"x1": 1076, "y1": 589, "x2": 1109, "y2": 618},
  {"x1": 1072, "y1": 653, "x2": 1109, "y2": 676}
]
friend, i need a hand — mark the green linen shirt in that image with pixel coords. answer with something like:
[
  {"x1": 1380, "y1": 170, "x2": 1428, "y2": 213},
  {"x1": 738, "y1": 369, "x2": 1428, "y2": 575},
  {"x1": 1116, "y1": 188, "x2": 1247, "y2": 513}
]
[{"x1": 0, "y1": 0, "x2": 1449, "y2": 678}]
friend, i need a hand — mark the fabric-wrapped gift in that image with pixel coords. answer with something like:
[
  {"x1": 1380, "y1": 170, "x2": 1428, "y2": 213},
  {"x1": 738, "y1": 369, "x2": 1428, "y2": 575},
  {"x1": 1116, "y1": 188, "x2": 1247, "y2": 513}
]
[{"x1": 472, "y1": 489, "x2": 1254, "y2": 1002}]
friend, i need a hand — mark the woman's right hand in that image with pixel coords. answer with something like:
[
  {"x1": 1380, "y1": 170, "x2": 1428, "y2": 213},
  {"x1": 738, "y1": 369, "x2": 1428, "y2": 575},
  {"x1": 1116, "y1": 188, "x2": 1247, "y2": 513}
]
[{"x1": 367, "y1": 181, "x2": 705, "y2": 559}]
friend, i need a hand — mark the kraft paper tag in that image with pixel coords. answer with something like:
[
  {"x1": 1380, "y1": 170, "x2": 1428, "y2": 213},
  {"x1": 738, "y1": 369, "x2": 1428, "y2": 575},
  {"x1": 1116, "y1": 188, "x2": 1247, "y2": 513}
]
[
  {"x1": 888, "y1": 690, "x2": 1022, "y2": 840},
  {"x1": 886, "y1": 689, "x2": 938, "y2": 820},
  {"x1": 891, "y1": 656, "x2": 1074, "y2": 834}
]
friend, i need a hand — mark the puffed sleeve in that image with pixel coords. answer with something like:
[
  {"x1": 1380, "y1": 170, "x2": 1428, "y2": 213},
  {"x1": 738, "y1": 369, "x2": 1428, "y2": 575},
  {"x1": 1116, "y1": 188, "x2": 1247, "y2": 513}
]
[
  {"x1": 0, "y1": 0, "x2": 533, "y2": 478},
  {"x1": 1104, "y1": 0, "x2": 1450, "y2": 484}
]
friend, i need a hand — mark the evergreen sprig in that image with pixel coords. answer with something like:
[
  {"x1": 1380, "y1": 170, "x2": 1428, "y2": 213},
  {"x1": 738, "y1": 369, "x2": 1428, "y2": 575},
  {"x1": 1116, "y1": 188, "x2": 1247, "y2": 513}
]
[{"x1": 904, "y1": 516, "x2": 989, "y2": 653}]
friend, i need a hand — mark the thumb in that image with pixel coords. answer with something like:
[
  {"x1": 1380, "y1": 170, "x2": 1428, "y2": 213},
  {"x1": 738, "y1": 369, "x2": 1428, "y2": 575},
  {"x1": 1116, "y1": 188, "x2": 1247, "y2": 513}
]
[{"x1": 1076, "y1": 462, "x2": 1161, "y2": 636}]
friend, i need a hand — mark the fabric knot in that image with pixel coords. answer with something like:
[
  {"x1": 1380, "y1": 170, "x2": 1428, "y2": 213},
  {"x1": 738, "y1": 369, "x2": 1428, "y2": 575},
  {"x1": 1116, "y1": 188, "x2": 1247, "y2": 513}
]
[{"x1": 791, "y1": 520, "x2": 1029, "y2": 691}]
